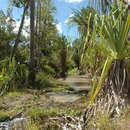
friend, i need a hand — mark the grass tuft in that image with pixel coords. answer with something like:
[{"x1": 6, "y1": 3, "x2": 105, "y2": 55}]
[
  {"x1": 6, "y1": 91, "x2": 23, "y2": 97},
  {"x1": 26, "y1": 121, "x2": 40, "y2": 130},
  {"x1": 0, "y1": 110, "x2": 10, "y2": 122},
  {"x1": 27, "y1": 107, "x2": 61, "y2": 121}
]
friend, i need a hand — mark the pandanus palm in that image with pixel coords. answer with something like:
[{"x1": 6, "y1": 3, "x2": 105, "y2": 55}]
[
  {"x1": 69, "y1": 7, "x2": 97, "y2": 74},
  {"x1": 83, "y1": 4, "x2": 130, "y2": 128},
  {"x1": 69, "y1": 7, "x2": 96, "y2": 38}
]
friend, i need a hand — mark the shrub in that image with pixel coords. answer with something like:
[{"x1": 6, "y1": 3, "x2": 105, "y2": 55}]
[
  {"x1": 0, "y1": 110, "x2": 10, "y2": 122},
  {"x1": 27, "y1": 107, "x2": 61, "y2": 121},
  {"x1": 89, "y1": 113, "x2": 117, "y2": 130},
  {"x1": 43, "y1": 65, "x2": 56, "y2": 77},
  {"x1": 36, "y1": 72, "x2": 55, "y2": 89},
  {"x1": 26, "y1": 121, "x2": 40, "y2": 130}
]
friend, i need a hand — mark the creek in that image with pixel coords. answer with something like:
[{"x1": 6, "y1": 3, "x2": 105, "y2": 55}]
[{"x1": 0, "y1": 75, "x2": 90, "y2": 130}]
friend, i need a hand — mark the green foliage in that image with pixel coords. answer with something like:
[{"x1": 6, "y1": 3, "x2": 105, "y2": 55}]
[
  {"x1": 6, "y1": 91, "x2": 24, "y2": 97},
  {"x1": 72, "y1": 39, "x2": 82, "y2": 71},
  {"x1": 27, "y1": 106, "x2": 80, "y2": 122},
  {"x1": 0, "y1": 11, "x2": 16, "y2": 60},
  {"x1": 91, "y1": 57, "x2": 113, "y2": 102},
  {"x1": 26, "y1": 121, "x2": 40, "y2": 130},
  {"x1": 52, "y1": 85, "x2": 74, "y2": 92},
  {"x1": 11, "y1": 0, "x2": 27, "y2": 8},
  {"x1": 0, "y1": 110, "x2": 10, "y2": 122},
  {"x1": 69, "y1": 7, "x2": 96, "y2": 37},
  {"x1": 70, "y1": 7, "x2": 100, "y2": 74},
  {"x1": 27, "y1": 107, "x2": 61, "y2": 121},
  {"x1": 58, "y1": 35, "x2": 69, "y2": 78},
  {"x1": 36, "y1": 72, "x2": 55, "y2": 89},
  {"x1": 89, "y1": 3, "x2": 130, "y2": 102},
  {"x1": 89, "y1": 113, "x2": 117, "y2": 130},
  {"x1": 43, "y1": 65, "x2": 56, "y2": 77},
  {"x1": 0, "y1": 57, "x2": 27, "y2": 95},
  {"x1": 68, "y1": 68, "x2": 78, "y2": 75},
  {"x1": 97, "y1": 8, "x2": 130, "y2": 59}
]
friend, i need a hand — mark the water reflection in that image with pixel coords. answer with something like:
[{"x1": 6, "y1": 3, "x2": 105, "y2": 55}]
[{"x1": 67, "y1": 82, "x2": 90, "y2": 87}]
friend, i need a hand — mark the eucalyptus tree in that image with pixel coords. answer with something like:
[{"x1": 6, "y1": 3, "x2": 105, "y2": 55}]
[
  {"x1": 38, "y1": 0, "x2": 57, "y2": 54},
  {"x1": 34, "y1": 0, "x2": 60, "y2": 76}
]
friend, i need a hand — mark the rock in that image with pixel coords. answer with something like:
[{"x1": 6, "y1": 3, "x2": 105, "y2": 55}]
[
  {"x1": 0, "y1": 118, "x2": 26, "y2": 130},
  {"x1": 11, "y1": 118, "x2": 26, "y2": 130}
]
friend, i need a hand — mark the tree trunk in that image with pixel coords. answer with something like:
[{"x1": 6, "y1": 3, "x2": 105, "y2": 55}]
[
  {"x1": 11, "y1": 1, "x2": 29, "y2": 59},
  {"x1": 35, "y1": 0, "x2": 41, "y2": 72},
  {"x1": 60, "y1": 49, "x2": 67, "y2": 78},
  {"x1": 28, "y1": 0, "x2": 36, "y2": 87}
]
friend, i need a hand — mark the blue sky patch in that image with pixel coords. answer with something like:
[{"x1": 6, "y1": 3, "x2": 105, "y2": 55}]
[{"x1": 0, "y1": 0, "x2": 88, "y2": 39}]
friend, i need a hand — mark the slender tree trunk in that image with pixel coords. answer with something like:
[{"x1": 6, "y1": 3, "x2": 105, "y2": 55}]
[
  {"x1": 11, "y1": 1, "x2": 29, "y2": 59},
  {"x1": 60, "y1": 49, "x2": 67, "y2": 78},
  {"x1": 28, "y1": 0, "x2": 36, "y2": 87},
  {"x1": 37, "y1": 0, "x2": 42, "y2": 71},
  {"x1": 35, "y1": 0, "x2": 41, "y2": 72}
]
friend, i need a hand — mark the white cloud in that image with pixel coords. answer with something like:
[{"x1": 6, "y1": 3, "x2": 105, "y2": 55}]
[
  {"x1": 56, "y1": 23, "x2": 63, "y2": 34},
  {"x1": 64, "y1": 13, "x2": 74, "y2": 24},
  {"x1": 64, "y1": 19, "x2": 68, "y2": 24},
  {"x1": 63, "y1": 0, "x2": 84, "y2": 3},
  {"x1": 13, "y1": 18, "x2": 63, "y2": 36},
  {"x1": 13, "y1": 16, "x2": 30, "y2": 38}
]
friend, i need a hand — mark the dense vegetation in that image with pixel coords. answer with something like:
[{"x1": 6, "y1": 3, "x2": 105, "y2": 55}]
[{"x1": 0, "y1": 0, "x2": 130, "y2": 129}]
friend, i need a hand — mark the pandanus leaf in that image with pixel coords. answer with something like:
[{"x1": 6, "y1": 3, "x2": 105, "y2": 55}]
[
  {"x1": 91, "y1": 57, "x2": 113, "y2": 103},
  {"x1": 118, "y1": 14, "x2": 130, "y2": 54}
]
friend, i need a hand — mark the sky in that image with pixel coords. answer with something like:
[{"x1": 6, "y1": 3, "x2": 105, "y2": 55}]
[{"x1": 0, "y1": 0, "x2": 88, "y2": 39}]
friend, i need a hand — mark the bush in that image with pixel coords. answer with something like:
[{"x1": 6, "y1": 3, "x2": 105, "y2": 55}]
[
  {"x1": 26, "y1": 120, "x2": 40, "y2": 130},
  {"x1": 68, "y1": 68, "x2": 78, "y2": 75},
  {"x1": 0, "y1": 58, "x2": 27, "y2": 95},
  {"x1": 43, "y1": 65, "x2": 56, "y2": 77},
  {"x1": 0, "y1": 110, "x2": 10, "y2": 122},
  {"x1": 89, "y1": 113, "x2": 117, "y2": 130},
  {"x1": 36, "y1": 72, "x2": 55, "y2": 89},
  {"x1": 27, "y1": 107, "x2": 61, "y2": 121}
]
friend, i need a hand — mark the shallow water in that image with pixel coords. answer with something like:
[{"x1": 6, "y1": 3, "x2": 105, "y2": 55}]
[
  {"x1": 59, "y1": 74, "x2": 90, "y2": 91},
  {"x1": 48, "y1": 75, "x2": 90, "y2": 103},
  {"x1": 67, "y1": 82, "x2": 90, "y2": 91},
  {"x1": 48, "y1": 92, "x2": 81, "y2": 103}
]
